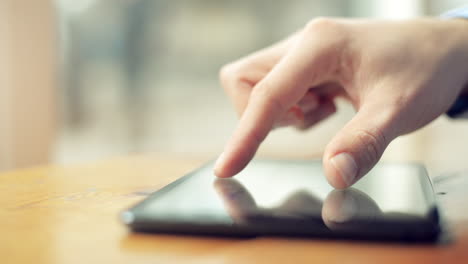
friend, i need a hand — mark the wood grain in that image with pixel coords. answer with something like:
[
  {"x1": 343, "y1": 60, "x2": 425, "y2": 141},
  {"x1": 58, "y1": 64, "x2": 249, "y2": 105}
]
[{"x1": 0, "y1": 155, "x2": 467, "y2": 264}]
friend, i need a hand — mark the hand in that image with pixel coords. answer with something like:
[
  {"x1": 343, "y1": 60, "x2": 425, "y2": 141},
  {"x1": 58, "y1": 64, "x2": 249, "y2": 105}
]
[{"x1": 215, "y1": 18, "x2": 468, "y2": 188}]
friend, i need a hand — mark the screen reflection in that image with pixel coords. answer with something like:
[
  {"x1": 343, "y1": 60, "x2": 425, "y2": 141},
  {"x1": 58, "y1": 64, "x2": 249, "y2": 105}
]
[{"x1": 214, "y1": 177, "x2": 436, "y2": 237}]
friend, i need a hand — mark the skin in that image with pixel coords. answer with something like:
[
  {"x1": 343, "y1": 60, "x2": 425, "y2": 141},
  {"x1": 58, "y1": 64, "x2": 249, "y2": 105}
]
[{"x1": 214, "y1": 17, "x2": 468, "y2": 189}]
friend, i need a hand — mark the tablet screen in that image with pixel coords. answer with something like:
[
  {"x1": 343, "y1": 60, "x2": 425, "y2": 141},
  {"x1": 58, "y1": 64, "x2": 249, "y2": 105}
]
[{"x1": 122, "y1": 160, "x2": 440, "y2": 242}]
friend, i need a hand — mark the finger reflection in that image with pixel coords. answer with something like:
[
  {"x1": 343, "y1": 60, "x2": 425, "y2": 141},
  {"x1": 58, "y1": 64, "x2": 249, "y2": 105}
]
[
  {"x1": 322, "y1": 189, "x2": 382, "y2": 231},
  {"x1": 213, "y1": 178, "x2": 258, "y2": 223},
  {"x1": 214, "y1": 178, "x2": 383, "y2": 232}
]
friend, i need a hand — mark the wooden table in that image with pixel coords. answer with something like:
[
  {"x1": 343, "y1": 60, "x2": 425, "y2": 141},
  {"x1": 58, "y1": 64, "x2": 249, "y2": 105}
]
[{"x1": 1, "y1": 155, "x2": 467, "y2": 264}]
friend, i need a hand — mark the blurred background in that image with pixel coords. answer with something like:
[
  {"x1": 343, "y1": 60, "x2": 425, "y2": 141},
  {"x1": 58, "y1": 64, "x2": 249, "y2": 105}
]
[{"x1": 2, "y1": 0, "x2": 468, "y2": 178}]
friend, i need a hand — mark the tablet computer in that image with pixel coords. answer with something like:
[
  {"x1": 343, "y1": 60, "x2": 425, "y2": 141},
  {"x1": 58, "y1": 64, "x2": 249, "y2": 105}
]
[{"x1": 121, "y1": 160, "x2": 441, "y2": 242}]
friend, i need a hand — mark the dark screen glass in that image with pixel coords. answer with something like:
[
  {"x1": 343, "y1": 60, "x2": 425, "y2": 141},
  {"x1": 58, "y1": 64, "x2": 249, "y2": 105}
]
[{"x1": 122, "y1": 160, "x2": 440, "y2": 242}]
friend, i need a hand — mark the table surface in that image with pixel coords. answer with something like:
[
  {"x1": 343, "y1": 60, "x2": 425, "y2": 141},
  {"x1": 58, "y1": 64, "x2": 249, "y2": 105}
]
[{"x1": 1, "y1": 155, "x2": 467, "y2": 264}]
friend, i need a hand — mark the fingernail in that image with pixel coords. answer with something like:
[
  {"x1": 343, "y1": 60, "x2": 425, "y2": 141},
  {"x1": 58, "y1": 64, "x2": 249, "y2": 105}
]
[
  {"x1": 330, "y1": 152, "x2": 358, "y2": 186},
  {"x1": 214, "y1": 152, "x2": 226, "y2": 177}
]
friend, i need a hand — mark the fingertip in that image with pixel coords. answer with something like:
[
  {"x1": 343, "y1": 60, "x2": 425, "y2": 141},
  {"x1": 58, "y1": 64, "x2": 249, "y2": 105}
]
[
  {"x1": 214, "y1": 168, "x2": 231, "y2": 178},
  {"x1": 214, "y1": 152, "x2": 232, "y2": 178},
  {"x1": 213, "y1": 165, "x2": 236, "y2": 178},
  {"x1": 214, "y1": 168, "x2": 235, "y2": 178},
  {"x1": 214, "y1": 148, "x2": 253, "y2": 178}
]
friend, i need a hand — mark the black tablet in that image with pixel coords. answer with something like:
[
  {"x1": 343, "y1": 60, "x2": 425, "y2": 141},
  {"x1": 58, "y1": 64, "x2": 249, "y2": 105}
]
[{"x1": 121, "y1": 160, "x2": 441, "y2": 242}]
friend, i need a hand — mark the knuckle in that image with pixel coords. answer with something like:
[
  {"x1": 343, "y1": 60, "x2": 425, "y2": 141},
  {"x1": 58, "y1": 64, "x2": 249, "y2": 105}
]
[
  {"x1": 301, "y1": 17, "x2": 348, "y2": 74},
  {"x1": 304, "y1": 17, "x2": 341, "y2": 35},
  {"x1": 219, "y1": 62, "x2": 252, "y2": 93},
  {"x1": 219, "y1": 63, "x2": 236, "y2": 88}
]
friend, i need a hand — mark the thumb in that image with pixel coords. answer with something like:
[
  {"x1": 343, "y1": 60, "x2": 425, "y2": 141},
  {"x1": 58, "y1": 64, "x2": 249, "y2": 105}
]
[{"x1": 323, "y1": 104, "x2": 397, "y2": 189}]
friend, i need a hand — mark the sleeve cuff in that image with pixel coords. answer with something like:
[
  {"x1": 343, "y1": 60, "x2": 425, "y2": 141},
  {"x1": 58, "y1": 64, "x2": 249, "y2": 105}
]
[
  {"x1": 442, "y1": 6, "x2": 468, "y2": 118},
  {"x1": 447, "y1": 95, "x2": 468, "y2": 118}
]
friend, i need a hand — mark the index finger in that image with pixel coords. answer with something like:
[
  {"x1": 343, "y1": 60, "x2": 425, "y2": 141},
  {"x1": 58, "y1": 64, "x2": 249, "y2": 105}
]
[{"x1": 214, "y1": 34, "x2": 333, "y2": 178}]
